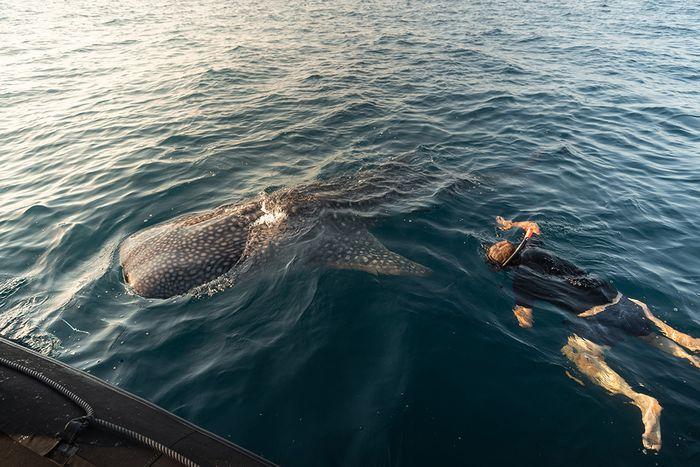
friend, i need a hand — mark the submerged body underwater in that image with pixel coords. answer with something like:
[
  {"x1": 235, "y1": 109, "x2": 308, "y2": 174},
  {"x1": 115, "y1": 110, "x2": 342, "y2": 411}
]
[{"x1": 1, "y1": 0, "x2": 699, "y2": 465}]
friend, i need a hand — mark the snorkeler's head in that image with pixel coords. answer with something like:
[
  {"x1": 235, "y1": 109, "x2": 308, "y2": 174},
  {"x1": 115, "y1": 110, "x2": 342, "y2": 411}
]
[{"x1": 486, "y1": 240, "x2": 515, "y2": 266}]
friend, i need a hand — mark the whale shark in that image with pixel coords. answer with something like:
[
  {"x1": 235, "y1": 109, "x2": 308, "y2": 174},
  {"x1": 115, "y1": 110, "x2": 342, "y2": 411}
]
[{"x1": 120, "y1": 176, "x2": 431, "y2": 299}]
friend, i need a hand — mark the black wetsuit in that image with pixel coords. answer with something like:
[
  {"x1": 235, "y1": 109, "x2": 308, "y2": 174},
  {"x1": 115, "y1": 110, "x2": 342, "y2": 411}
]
[{"x1": 509, "y1": 244, "x2": 656, "y2": 342}]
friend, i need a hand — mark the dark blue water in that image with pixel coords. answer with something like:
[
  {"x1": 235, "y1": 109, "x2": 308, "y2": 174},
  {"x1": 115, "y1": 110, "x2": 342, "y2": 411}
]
[{"x1": 1, "y1": 0, "x2": 699, "y2": 465}]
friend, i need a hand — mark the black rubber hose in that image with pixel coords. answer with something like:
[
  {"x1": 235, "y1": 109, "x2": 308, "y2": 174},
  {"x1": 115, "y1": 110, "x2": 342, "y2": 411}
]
[{"x1": 0, "y1": 356, "x2": 199, "y2": 467}]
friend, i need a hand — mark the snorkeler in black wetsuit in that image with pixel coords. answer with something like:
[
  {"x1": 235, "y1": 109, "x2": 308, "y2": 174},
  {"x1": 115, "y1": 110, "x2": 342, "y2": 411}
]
[{"x1": 486, "y1": 216, "x2": 700, "y2": 452}]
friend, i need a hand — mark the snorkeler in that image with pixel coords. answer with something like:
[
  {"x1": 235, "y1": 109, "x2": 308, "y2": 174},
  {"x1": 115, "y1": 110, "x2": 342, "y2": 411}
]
[{"x1": 486, "y1": 216, "x2": 700, "y2": 452}]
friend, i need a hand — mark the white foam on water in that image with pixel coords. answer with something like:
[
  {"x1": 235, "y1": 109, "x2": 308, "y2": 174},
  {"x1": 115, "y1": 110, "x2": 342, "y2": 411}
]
[{"x1": 253, "y1": 200, "x2": 287, "y2": 227}]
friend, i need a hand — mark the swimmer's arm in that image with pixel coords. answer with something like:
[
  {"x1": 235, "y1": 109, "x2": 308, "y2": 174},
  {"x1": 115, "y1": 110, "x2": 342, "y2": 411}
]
[
  {"x1": 513, "y1": 305, "x2": 534, "y2": 328},
  {"x1": 496, "y1": 216, "x2": 541, "y2": 236}
]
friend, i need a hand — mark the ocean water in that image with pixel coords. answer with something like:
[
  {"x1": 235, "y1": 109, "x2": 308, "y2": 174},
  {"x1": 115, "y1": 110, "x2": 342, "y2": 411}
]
[{"x1": 1, "y1": 0, "x2": 699, "y2": 465}]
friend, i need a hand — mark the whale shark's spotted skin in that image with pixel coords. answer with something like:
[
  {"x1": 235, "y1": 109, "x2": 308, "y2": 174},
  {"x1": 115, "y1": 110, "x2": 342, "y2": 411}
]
[
  {"x1": 120, "y1": 201, "x2": 263, "y2": 298},
  {"x1": 120, "y1": 181, "x2": 430, "y2": 299}
]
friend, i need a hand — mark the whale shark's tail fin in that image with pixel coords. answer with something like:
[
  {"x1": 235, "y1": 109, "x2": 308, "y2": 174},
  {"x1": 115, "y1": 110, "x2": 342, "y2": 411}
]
[{"x1": 317, "y1": 229, "x2": 430, "y2": 277}]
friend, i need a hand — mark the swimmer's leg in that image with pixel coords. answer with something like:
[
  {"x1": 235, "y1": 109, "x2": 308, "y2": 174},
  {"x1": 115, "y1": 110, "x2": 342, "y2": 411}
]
[
  {"x1": 629, "y1": 299, "x2": 700, "y2": 352},
  {"x1": 561, "y1": 334, "x2": 662, "y2": 451},
  {"x1": 640, "y1": 334, "x2": 700, "y2": 369}
]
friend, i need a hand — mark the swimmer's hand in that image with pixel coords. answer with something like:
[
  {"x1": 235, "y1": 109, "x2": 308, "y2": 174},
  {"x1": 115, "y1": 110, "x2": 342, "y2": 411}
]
[
  {"x1": 495, "y1": 216, "x2": 514, "y2": 230},
  {"x1": 513, "y1": 305, "x2": 534, "y2": 328},
  {"x1": 496, "y1": 216, "x2": 540, "y2": 236}
]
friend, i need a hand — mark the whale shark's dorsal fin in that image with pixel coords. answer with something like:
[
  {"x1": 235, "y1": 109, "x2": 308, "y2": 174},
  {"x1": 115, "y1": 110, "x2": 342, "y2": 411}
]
[{"x1": 318, "y1": 229, "x2": 430, "y2": 277}]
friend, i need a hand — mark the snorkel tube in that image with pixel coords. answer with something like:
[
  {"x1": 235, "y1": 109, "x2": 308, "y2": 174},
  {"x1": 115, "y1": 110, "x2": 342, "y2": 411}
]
[{"x1": 501, "y1": 226, "x2": 534, "y2": 267}]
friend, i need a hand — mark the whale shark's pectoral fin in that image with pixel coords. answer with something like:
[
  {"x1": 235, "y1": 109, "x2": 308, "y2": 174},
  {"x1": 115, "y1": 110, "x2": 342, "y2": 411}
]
[{"x1": 319, "y1": 230, "x2": 430, "y2": 277}]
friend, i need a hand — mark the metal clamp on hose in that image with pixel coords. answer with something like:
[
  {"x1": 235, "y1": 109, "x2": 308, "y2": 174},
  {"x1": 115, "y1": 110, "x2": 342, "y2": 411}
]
[{"x1": 61, "y1": 415, "x2": 93, "y2": 445}]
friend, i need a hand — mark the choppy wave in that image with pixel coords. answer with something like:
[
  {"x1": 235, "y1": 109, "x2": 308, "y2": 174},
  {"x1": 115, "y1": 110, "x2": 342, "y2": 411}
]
[{"x1": 1, "y1": 0, "x2": 699, "y2": 465}]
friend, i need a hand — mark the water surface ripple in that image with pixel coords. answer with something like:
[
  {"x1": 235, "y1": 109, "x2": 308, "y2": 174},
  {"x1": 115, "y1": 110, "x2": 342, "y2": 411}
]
[{"x1": 1, "y1": 0, "x2": 699, "y2": 465}]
